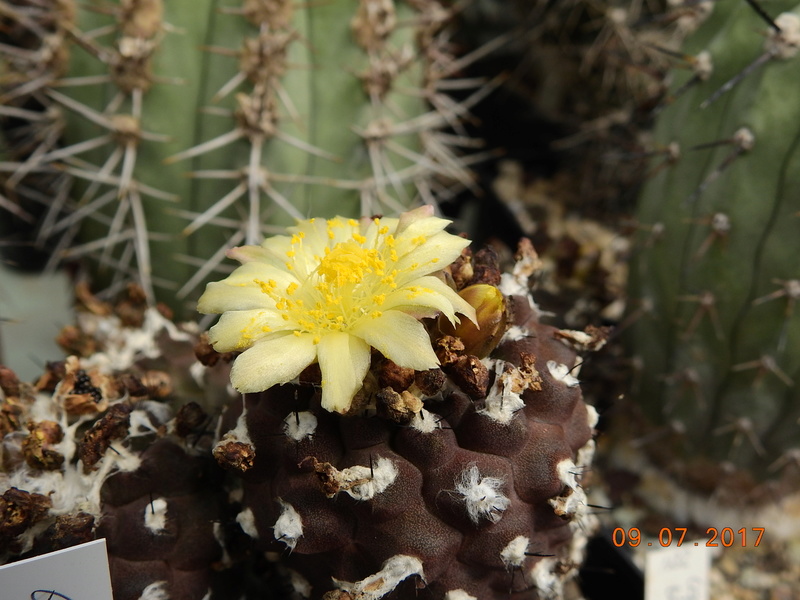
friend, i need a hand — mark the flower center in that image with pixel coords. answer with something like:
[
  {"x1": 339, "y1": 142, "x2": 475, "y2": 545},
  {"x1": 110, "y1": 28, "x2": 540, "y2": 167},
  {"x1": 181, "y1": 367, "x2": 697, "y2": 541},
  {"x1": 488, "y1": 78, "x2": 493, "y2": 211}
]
[
  {"x1": 316, "y1": 241, "x2": 382, "y2": 286},
  {"x1": 260, "y1": 219, "x2": 417, "y2": 343}
]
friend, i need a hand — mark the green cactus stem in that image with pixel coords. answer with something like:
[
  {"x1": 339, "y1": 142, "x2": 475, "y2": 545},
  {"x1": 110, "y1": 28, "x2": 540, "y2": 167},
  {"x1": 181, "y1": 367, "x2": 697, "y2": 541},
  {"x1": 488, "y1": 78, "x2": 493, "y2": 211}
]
[{"x1": 628, "y1": 0, "x2": 800, "y2": 503}]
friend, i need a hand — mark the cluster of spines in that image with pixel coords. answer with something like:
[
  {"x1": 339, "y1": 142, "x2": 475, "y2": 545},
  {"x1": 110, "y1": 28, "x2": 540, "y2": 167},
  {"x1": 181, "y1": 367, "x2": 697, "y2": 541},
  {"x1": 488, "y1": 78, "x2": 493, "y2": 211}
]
[{"x1": 0, "y1": 0, "x2": 492, "y2": 313}]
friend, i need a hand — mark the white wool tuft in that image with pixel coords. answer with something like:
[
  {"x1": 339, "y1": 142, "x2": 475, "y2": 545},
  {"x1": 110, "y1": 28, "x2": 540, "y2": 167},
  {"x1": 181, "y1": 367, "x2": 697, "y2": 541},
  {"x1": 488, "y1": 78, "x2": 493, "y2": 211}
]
[
  {"x1": 479, "y1": 360, "x2": 525, "y2": 424},
  {"x1": 339, "y1": 457, "x2": 399, "y2": 501},
  {"x1": 500, "y1": 535, "x2": 530, "y2": 569},
  {"x1": 273, "y1": 499, "x2": 303, "y2": 550},
  {"x1": 528, "y1": 558, "x2": 563, "y2": 600},
  {"x1": 287, "y1": 568, "x2": 312, "y2": 598},
  {"x1": 503, "y1": 324, "x2": 530, "y2": 342},
  {"x1": 454, "y1": 464, "x2": 510, "y2": 524},
  {"x1": 444, "y1": 591, "x2": 477, "y2": 600},
  {"x1": 138, "y1": 581, "x2": 170, "y2": 600},
  {"x1": 80, "y1": 307, "x2": 192, "y2": 372},
  {"x1": 547, "y1": 361, "x2": 580, "y2": 388},
  {"x1": 410, "y1": 409, "x2": 440, "y2": 433},
  {"x1": 333, "y1": 555, "x2": 424, "y2": 600},
  {"x1": 549, "y1": 459, "x2": 588, "y2": 520},
  {"x1": 144, "y1": 497, "x2": 169, "y2": 533},
  {"x1": 236, "y1": 507, "x2": 259, "y2": 539},
  {"x1": 282, "y1": 411, "x2": 318, "y2": 441}
]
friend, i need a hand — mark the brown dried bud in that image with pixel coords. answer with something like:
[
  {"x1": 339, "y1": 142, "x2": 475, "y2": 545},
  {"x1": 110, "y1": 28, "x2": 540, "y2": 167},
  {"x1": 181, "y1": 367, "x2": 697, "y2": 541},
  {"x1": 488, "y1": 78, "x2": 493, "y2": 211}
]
[
  {"x1": 174, "y1": 402, "x2": 208, "y2": 438},
  {"x1": 376, "y1": 387, "x2": 423, "y2": 424},
  {"x1": 140, "y1": 370, "x2": 172, "y2": 399},
  {"x1": 213, "y1": 440, "x2": 256, "y2": 473},
  {"x1": 440, "y1": 284, "x2": 507, "y2": 358},
  {"x1": 376, "y1": 359, "x2": 415, "y2": 392},
  {"x1": 35, "y1": 361, "x2": 66, "y2": 393},
  {"x1": 413, "y1": 368, "x2": 446, "y2": 396},
  {"x1": 0, "y1": 365, "x2": 21, "y2": 397},
  {"x1": 468, "y1": 247, "x2": 502, "y2": 286},
  {"x1": 0, "y1": 396, "x2": 26, "y2": 438},
  {"x1": 434, "y1": 335, "x2": 465, "y2": 366},
  {"x1": 0, "y1": 488, "x2": 52, "y2": 548},
  {"x1": 56, "y1": 325, "x2": 96, "y2": 357},
  {"x1": 78, "y1": 404, "x2": 132, "y2": 472},
  {"x1": 444, "y1": 355, "x2": 490, "y2": 400},
  {"x1": 22, "y1": 420, "x2": 65, "y2": 470},
  {"x1": 195, "y1": 332, "x2": 236, "y2": 366},
  {"x1": 448, "y1": 246, "x2": 474, "y2": 290},
  {"x1": 42, "y1": 512, "x2": 95, "y2": 551}
]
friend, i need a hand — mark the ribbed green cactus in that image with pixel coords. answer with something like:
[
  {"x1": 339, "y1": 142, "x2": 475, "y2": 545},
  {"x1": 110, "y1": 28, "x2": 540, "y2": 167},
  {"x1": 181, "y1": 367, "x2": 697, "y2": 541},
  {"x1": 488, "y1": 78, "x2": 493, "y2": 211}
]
[
  {"x1": 629, "y1": 0, "x2": 800, "y2": 499},
  {"x1": 1, "y1": 0, "x2": 484, "y2": 313}
]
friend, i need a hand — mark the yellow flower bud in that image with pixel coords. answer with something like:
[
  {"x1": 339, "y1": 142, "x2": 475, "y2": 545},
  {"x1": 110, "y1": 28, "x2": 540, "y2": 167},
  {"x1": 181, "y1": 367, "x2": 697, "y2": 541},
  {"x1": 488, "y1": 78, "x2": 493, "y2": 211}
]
[{"x1": 440, "y1": 284, "x2": 507, "y2": 358}]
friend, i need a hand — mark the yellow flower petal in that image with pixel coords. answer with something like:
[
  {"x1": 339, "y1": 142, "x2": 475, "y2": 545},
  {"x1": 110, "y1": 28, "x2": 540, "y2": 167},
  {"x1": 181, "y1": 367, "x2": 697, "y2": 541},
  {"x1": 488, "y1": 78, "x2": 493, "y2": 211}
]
[
  {"x1": 230, "y1": 333, "x2": 318, "y2": 394},
  {"x1": 208, "y1": 309, "x2": 294, "y2": 352},
  {"x1": 198, "y1": 282, "x2": 271, "y2": 314},
  {"x1": 394, "y1": 232, "x2": 471, "y2": 286},
  {"x1": 317, "y1": 332, "x2": 371, "y2": 413},
  {"x1": 351, "y1": 311, "x2": 439, "y2": 371},
  {"x1": 198, "y1": 263, "x2": 299, "y2": 313},
  {"x1": 385, "y1": 276, "x2": 477, "y2": 326}
]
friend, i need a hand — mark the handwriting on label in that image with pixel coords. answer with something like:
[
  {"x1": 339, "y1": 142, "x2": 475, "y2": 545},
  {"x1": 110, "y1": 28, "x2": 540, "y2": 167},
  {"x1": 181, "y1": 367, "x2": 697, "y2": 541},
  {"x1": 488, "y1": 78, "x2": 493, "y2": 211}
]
[
  {"x1": 0, "y1": 539, "x2": 113, "y2": 600},
  {"x1": 645, "y1": 540, "x2": 711, "y2": 600}
]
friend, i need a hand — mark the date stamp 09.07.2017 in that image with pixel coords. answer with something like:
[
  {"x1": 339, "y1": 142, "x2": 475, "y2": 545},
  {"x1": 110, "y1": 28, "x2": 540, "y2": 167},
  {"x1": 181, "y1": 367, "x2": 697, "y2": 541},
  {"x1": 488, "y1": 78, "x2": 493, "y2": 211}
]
[{"x1": 612, "y1": 526, "x2": 765, "y2": 548}]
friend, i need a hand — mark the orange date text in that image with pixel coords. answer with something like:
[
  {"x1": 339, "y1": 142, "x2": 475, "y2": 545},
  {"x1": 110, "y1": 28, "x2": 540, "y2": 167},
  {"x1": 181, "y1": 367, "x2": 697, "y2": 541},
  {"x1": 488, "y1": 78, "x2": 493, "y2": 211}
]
[{"x1": 611, "y1": 527, "x2": 764, "y2": 548}]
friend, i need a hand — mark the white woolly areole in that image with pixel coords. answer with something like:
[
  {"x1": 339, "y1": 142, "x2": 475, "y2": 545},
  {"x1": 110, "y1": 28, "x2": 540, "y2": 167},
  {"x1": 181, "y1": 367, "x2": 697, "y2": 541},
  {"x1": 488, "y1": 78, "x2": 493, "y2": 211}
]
[
  {"x1": 547, "y1": 361, "x2": 580, "y2": 388},
  {"x1": 144, "y1": 497, "x2": 169, "y2": 533},
  {"x1": 479, "y1": 359, "x2": 525, "y2": 424},
  {"x1": 129, "y1": 403, "x2": 170, "y2": 438},
  {"x1": 501, "y1": 535, "x2": 530, "y2": 569},
  {"x1": 586, "y1": 403, "x2": 599, "y2": 430},
  {"x1": 455, "y1": 464, "x2": 510, "y2": 524},
  {"x1": 138, "y1": 581, "x2": 169, "y2": 600},
  {"x1": 282, "y1": 411, "x2": 318, "y2": 441},
  {"x1": 339, "y1": 457, "x2": 399, "y2": 501},
  {"x1": 213, "y1": 522, "x2": 232, "y2": 567},
  {"x1": 214, "y1": 406, "x2": 253, "y2": 456},
  {"x1": 79, "y1": 307, "x2": 192, "y2": 372},
  {"x1": 529, "y1": 557, "x2": 563, "y2": 600},
  {"x1": 499, "y1": 273, "x2": 539, "y2": 314},
  {"x1": 549, "y1": 459, "x2": 587, "y2": 520},
  {"x1": 444, "y1": 591, "x2": 477, "y2": 600},
  {"x1": 273, "y1": 499, "x2": 303, "y2": 550},
  {"x1": 766, "y1": 13, "x2": 800, "y2": 59},
  {"x1": 333, "y1": 555, "x2": 425, "y2": 600},
  {"x1": 410, "y1": 409, "x2": 440, "y2": 433},
  {"x1": 237, "y1": 507, "x2": 259, "y2": 539},
  {"x1": 287, "y1": 568, "x2": 312, "y2": 599},
  {"x1": 503, "y1": 324, "x2": 530, "y2": 342}
]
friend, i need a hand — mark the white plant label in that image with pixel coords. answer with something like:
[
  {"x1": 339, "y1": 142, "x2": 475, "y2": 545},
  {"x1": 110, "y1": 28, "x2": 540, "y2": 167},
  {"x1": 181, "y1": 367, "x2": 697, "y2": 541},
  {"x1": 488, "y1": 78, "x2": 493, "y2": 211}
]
[
  {"x1": 0, "y1": 539, "x2": 113, "y2": 600},
  {"x1": 645, "y1": 541, "x2": 710, "y2": 600}
]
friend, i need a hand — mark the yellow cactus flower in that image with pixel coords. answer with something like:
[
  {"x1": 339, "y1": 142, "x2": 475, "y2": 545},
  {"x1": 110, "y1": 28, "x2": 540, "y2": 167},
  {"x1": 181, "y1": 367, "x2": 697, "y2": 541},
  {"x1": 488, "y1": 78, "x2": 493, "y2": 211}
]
[{"x1": 198, "y1": 206, "x2": 476, "y2": 413}]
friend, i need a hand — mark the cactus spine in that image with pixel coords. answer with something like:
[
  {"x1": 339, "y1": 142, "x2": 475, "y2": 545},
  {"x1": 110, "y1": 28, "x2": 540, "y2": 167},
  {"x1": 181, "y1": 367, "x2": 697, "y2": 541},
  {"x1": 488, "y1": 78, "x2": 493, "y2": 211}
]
[
  {"x1": 628, "y1": 0, "x2": 800, "y2": 508},
  {"x1": 1, "y1": 0, "x2": 484, "y2": 312}
]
